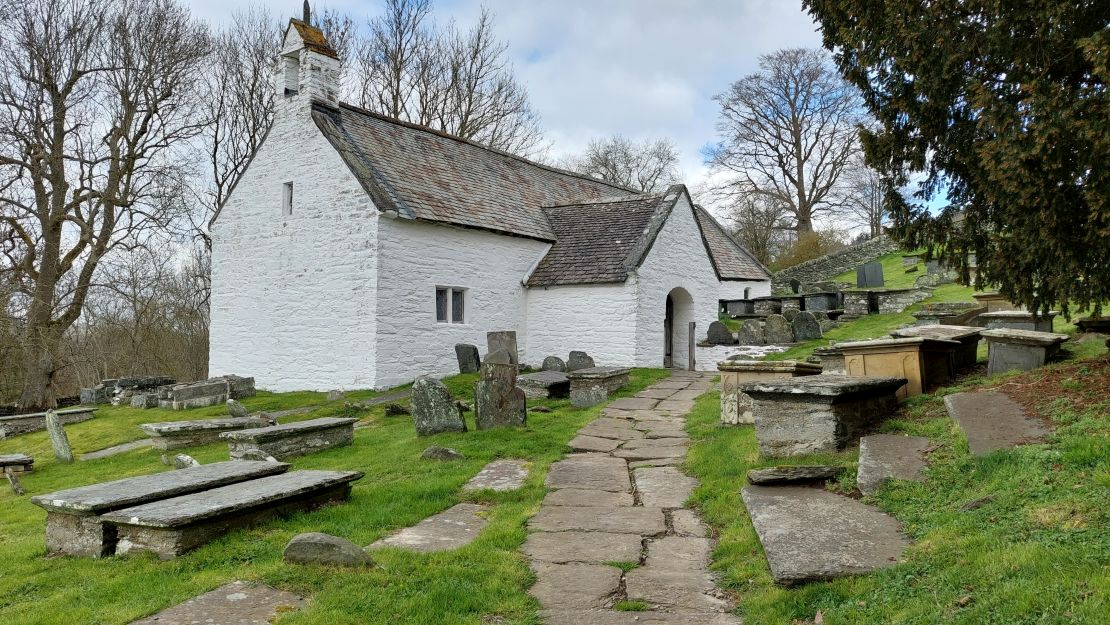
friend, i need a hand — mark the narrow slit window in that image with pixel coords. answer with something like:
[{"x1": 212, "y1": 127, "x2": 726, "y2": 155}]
[
  {"x1": 435, "y1": 288, "x2": 448, "y2": 322},
  {"x1": 451, "y1": 288, "x2": 465, "y2": 324},
  {"x1": 282, "y1": 181, "x2": 293, "y2": 216}
]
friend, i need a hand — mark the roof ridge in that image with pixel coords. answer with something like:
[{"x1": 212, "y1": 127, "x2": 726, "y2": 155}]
[{"x1": 333, "y1": 101, "x2": 640, "y2": 196}]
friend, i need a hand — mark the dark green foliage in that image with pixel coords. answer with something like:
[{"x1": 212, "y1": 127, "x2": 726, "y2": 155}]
[{"x1": 803, "y1": 1, "x2": 1110, "y2": 315}]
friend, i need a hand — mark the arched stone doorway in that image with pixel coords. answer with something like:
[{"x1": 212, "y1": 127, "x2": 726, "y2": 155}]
[{"x1": 664, "y1": 287, "x2": 694, "y2": 369}]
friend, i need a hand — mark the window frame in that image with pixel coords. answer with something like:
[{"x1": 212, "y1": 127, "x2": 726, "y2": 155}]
[
  {"x1": 282, "y1": 181, "x2": 293, "y2": 217},
  {"x1": 435, "y1": 286, "x2": 467, "y2": 324}
]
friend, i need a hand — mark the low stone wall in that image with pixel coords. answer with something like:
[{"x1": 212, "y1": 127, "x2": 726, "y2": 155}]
[{"x1": 772, "y1": 236, "x2": 902, "y2": 292}]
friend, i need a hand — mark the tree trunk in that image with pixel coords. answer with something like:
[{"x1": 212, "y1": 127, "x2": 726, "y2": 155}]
[
  {"x1": 796, "y1": 211, "x2": 815, "y2": 235},
  {"x1": 18, "y1": 325, "x2": 60, "y2": 410}
]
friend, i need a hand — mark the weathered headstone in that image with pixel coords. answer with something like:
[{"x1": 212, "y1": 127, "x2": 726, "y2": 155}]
[
  {"x1": 325, "y1": 389, "x2": 345, "y2": 401},
  {"x1": 782, "y1": 308, "x2": 799, "y2": 322},
  {"x1": 284, "y1": 532, "x2": 372, "y2": 567},
  {"x1": 791, "y1": 311, "x2": 822, "y2": 341},
  {"x1": 421, "y1": 446, "x2": 464, "y2": 461},
  {"x1": 474, "y1": 350, "x2": 526, "y2": 429},
  {"x1": 411, "y1": 376, "x2": 467, "y2": 436},
  {"x1": 789, "y1": 278, "x2": 801, "y2": 294},
  {"x1": 454, "y1": 344, "x2": 481, "y2": 374},
  {"x1": 706, "y1": 320, "x2": 737, "y2": 345},
  {"x1": 541, "y1": 355, "x2": 567, "y2": 372},
  {"x1": 737, "y1": 319, "x2": 764, "y2": 345},
  {"x1": 227, "y1": 399, "x2": 249, "y2": 418},
  {"x1": 45, "y1": 410, "x2": 74, "y2": 463},
  {"x1": 856, "y1": 261, "x2": 885, "y2": 288},
  {"x1": 486, "y1": 331, "x2": 519, "y2": 366},
  {"x1": 566, "y1": 350, "x2": 595, "y2": 371},
  {"x1": 764, "y1": 314, "x2": 794, "y2": 344}
]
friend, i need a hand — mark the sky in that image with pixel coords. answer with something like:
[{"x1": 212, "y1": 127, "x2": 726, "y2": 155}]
[{"x1": 185, "y1": 0, "x2": 825, "y2": 201}]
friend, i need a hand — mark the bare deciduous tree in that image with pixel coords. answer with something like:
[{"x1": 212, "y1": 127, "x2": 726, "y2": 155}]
[
  {"x1": 564, "y1": 135, "x2": 681, "y2": 193},
  {"x1": 723, "y1": 196, "x2": 793, "y2": 266},
  {"x1": 349, "y1": 0, "x2": 544, "y2": 156},
  {"x1": 0, "y1": 0, "x2": 209, "y2": 409},
  {"x1": 708, "y1": 48, "x2": 864, "y2": 234},
  {"x1": 841, "y1": 158, "x2": 887, "y2": 238}
]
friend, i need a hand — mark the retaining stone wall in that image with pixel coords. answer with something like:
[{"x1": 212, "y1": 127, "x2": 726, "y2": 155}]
[{"x1": 772, "y1": 236, "x2": 902, "y2": 292}]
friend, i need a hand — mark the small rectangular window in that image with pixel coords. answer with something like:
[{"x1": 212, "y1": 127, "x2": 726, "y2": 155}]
[
  {"x1": 282, "y1": 181, "x2": 293, "y2": 216},
  {"x1": 451, "y1": 288, "x2": 465, "y2": 324},
  {"x1": 435, "y1": 287, "x2": 448, "y2": 322}
]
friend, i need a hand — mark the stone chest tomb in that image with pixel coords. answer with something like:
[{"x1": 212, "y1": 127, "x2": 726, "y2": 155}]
[
  {"x1": 743, "y1": 375, "x2": 906, "y2": 457},
  {"x1": 982, "y1": 328, "x2": 1068, "y2": 375},
  {"x1": 838, "y1": 337, "x2": 960, "y2": 400},
  {"x1": 140, "y1": 416, "x2": 272, "y2": 450},
  {"x1": 222, "y1": 417, "x2": 358, "y2": 461},
  {"x1": 890, "y1": 324, "x2": 982, "y2": 370},
  {"x1": 978, "y1": 311, "x2": 1057, "y2": 333},
  {"x1": 567, "y1": 366, "x2": 631, "y2": 408},
  {"x1": 717, "y1": 359, "x2": 822, "y2": 425}
]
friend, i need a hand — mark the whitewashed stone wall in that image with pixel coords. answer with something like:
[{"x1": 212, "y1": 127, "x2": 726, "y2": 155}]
[
  {"x1": 524, "y1": 283, "x2": 638, "y2": 368},
  {"x1": 209, "y1": 95, "x2": 380, "y2": 392},
  {"x1": 373, "y1": 218, "x2": 549, "y2": 390},
  {"x1": 634, "y1": 193, "x2": 722, "y2": 369},
  {"x1": 720, "y1": 279, "x2": 771, "y2": 302}
]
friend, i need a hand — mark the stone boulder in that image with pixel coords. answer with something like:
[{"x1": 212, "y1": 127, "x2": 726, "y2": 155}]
[
  {"x1": 737, "y1": 319, "x2": 765, "y2": 345},
  {"x1": 226, "y1": 399, "x2": 249, "y2": 418},
  {"x1": 454, "y1": 344, "x2": 481, "y2": 374},
  {"x1": 411, "y1": 376, "x2": 466, "y2": 436},
  {"x1": 791, "y1": 311, "x2": 823, "y2": 341},
  {"x1": 566, "y1": 351, "x2": 595, "y2": 371},
  {"x1": 764, "y1": 314, "x2": 794, "y2": 344},
  {"x1": 706, "y1": 320, "x2": 737, "y2": 345},
  {"x1": 284, "y1": 532, "x2": 372, "y2": 567},
  {"x1": 541, "y1": 356, "x2": 567, "y2": 372},
  {"x1": 421, "y1": 446, "x2": 464, "y2": 461}
]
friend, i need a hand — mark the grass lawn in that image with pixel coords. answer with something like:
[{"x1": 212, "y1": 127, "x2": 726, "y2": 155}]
[
  {"x1": 686, "y1": 335, "x2": 1110, "y2": 624},
  {"x1": 833, "y1": 250, "x2": 927, "y2": 290},
  {"x1": 0, "y1": 369, "x2": 668, "y2": 625}
]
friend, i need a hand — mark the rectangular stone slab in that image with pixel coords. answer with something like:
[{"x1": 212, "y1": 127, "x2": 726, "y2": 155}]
[
  {"x1": 978, "y1": 311, "x2": 1057, "y2": 332},
  {"x1": 102, "y1": 470, "x2": 362, "y2": 559},
  {"x1": 891, "y1": 325, "x2": 982, "y2": 370},
  {"x1": 221, "y1": 417, "x2": 357, "y2": 460},
  {"x1": 981, "y1": 329, "x2": 1068, "y2": 375},
  {"x1": 31, "y1": 460, "x2": 290, "y2": 557},
  {"x1": 838, "y1": 337, "x2": 959, "y2": 399},
  {"x1": 742, "y1": 485, "x2": 909, "y2": 585},
  {"x1": 0, "y1": 407, "x2": 95, "y2": 439},
  {"x1": 516, "y1": 371, "x2": 571, "y2": 399},
  {"x1": 141, "y1": 416, "x2": 271, "y2": 450}
]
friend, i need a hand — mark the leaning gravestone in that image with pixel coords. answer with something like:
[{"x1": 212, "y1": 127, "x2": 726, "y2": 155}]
[
  {"x1": 856, "y1": 261, "x2": 885, "y2": 288},
  {"x1": 411, "y1": 376, "x2": 466, "y2": 436},
  {"x1": 792, "y1": 312, "x2": 823, "y2": 341},
  {"x1": 541, "y1": 356, "x2": 567, "y2": 372},
  {"x1": 486, "y1": 331, "x2": 519, "y2": 366},
  {"x1": 45, "y1": 410, "x2": 74, "y2": 464},
  {"x1": 474, "y1": 350, "x2": 526, "y2": 429},
  {"x1": 566, "y1": 351, "x2": 595, "y2": 371},
  {"x1": 764, "y1": 314, "x2": 794, "y2": 344},
  {"x1": 454, "y1": 344, "x2": 481, "y2": 374},
  {"x1": 737, "y1": 319, "x2": 764, "y2": 345},
  {"x1": 706, "y1": 320, "x2": 737, "y2": 345}
]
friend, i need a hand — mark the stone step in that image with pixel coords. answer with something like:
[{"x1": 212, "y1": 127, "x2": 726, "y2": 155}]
[
  {"x1": 741, "y1": 485, "x2": 910, "y2": 585},
  {"x1": 856, "y1": 434, "x2": 931, "y2": 496},
  {"x1": 944, "y1": 391, "x2": 1050, "y2": 456},
  {"x1": 371, "y1": 503, "x2": 488, "y2": 552}
]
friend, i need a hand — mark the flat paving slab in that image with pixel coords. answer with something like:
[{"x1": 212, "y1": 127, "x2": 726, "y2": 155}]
[
  {"x1": 529, "y1": 562, "x2": 622, "y2": 610},
  {"x1": 538, "y1": 612, "x2": 740, "y2": 625},
  {"x1": 607, "y1": 397, "x2": 660, "y2": 411},
  {"x1": 568, "y1": 435, "x2": 621, "y2": 452},
  {"x1": 529, "y1": 506, "x2": 666, "y2": 535},
  {"x1": 523, "y1": 531, "x2": 643, "y2": 564},
  {"x1": 462, "y1": 459, "x2": 529, "y2": 492},
  {"x1": 543, "y1": 488, "x2": 634, "y2": 507},
  {"x1": 612, "y1": 445, "x2": 687, "y2": 461},
  {"x1": 636, "y1": 388, "x2": 680, "y2": 400},
  {"x1": 634, "y1": 467, "x2": 697, "y2": 508},
  {"x1": 671, "y1": 509, "x2": 708, "y2": 537},
  {"x1": 370, "y1": 503, "x2": 488, "y2": 552},
  {"x1": 129, "y1": 580, "x2": 303, "y2": 625},
  {"x1": 545, "y1": 456, "x2": 631, "y2": 492},
  {"x1": 944, "y1": 391, "x2": 1050, "y2": 456},
  {"x1": 80, "y1": 439, "x2": 153, "y2": 461},
  {"x1": 857, "y1": 434, "x2": 931, "y2": 496},
  {"x1": 742, "y1": 485, "x2": 910, "y2": 585}
]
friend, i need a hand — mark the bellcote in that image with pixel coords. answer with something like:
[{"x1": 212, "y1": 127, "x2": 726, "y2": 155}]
[{"x1": 276, "y1": 10, "x2": 340, "y2": 108}]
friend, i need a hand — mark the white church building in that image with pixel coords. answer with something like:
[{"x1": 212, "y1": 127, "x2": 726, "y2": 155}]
[{"x1": 208, "y1": 19, "x2": 771, "y2": 391}]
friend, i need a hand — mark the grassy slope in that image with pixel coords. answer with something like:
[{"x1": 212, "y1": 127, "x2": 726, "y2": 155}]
[
  {"x1": 0, "y1": 369, "x2": 668, "y2": 625},
  {"x1": 686, "y1": 333, "x2": 1110, "y2": 624},
  {"x1": 834, "y1": 250, "x2": 927, "y2": 290}
]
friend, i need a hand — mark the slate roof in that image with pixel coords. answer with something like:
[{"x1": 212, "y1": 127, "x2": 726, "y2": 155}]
[
  {"x1": 692, "y1": 206, "x2": 772, "y2": 281},
  {"x1": 311, "y1": 102, "x2": 632, "y2": 241},
  {"x1": 525, "y1": 187, "x2": 685, "y2": 287}
]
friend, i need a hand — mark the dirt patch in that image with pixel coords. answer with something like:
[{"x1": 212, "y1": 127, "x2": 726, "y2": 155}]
[{"x1": 984, "y1": 355, "x2": 1110, "y2": 422}]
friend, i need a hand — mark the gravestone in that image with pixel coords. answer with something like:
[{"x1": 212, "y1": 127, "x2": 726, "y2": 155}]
[
  {"x1": 782, "y1": 309, "x2": 799, "y2": 322},
  {"x1": 45, "y1": 410, "x2": 74, "y2": 464},
  {"x1": 566, "y1": 350, "x2": 595, "y2": 371},
  {"x1": 454, "y1": 344, "x2": 481, "y2": 374},
  {"x1": 486, "y1": 331, "x2": 519, "y2": 366},
  {"x1": 737, "y1": 319, "x2": 764, "y2": 345},
  {"x1": 474, "y1": 350, "x2": 526, "y2": 429},
  {"x1": 541, "y1": 355, "x2": 567, "y2": 372},
  {"x1": 764, "y1": 314, "x2": 794, "y2": 344},
  {"x1": 789, "y1": 278, "x2": 801, "y2": 294},
  {"x1": 226, "y1": 399, "x2": 249, "y2": 418},
  {"x1": 411, "y1": 376, "x2": 466, "y2": 436},
  {"x1": 706, "y1": 320, "x2": 737, "y2": 345},
  {"x1": 856, "y1": 262, "x2": 885, "y2": 288}
]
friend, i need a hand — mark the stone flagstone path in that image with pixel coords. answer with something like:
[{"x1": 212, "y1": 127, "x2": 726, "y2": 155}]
[
  {"x1": 524, "y1": 371, "x2": 741, "y2": 624},
  {"x1": 129, "y1": 580, "x2": 303, "y2": 624}
]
